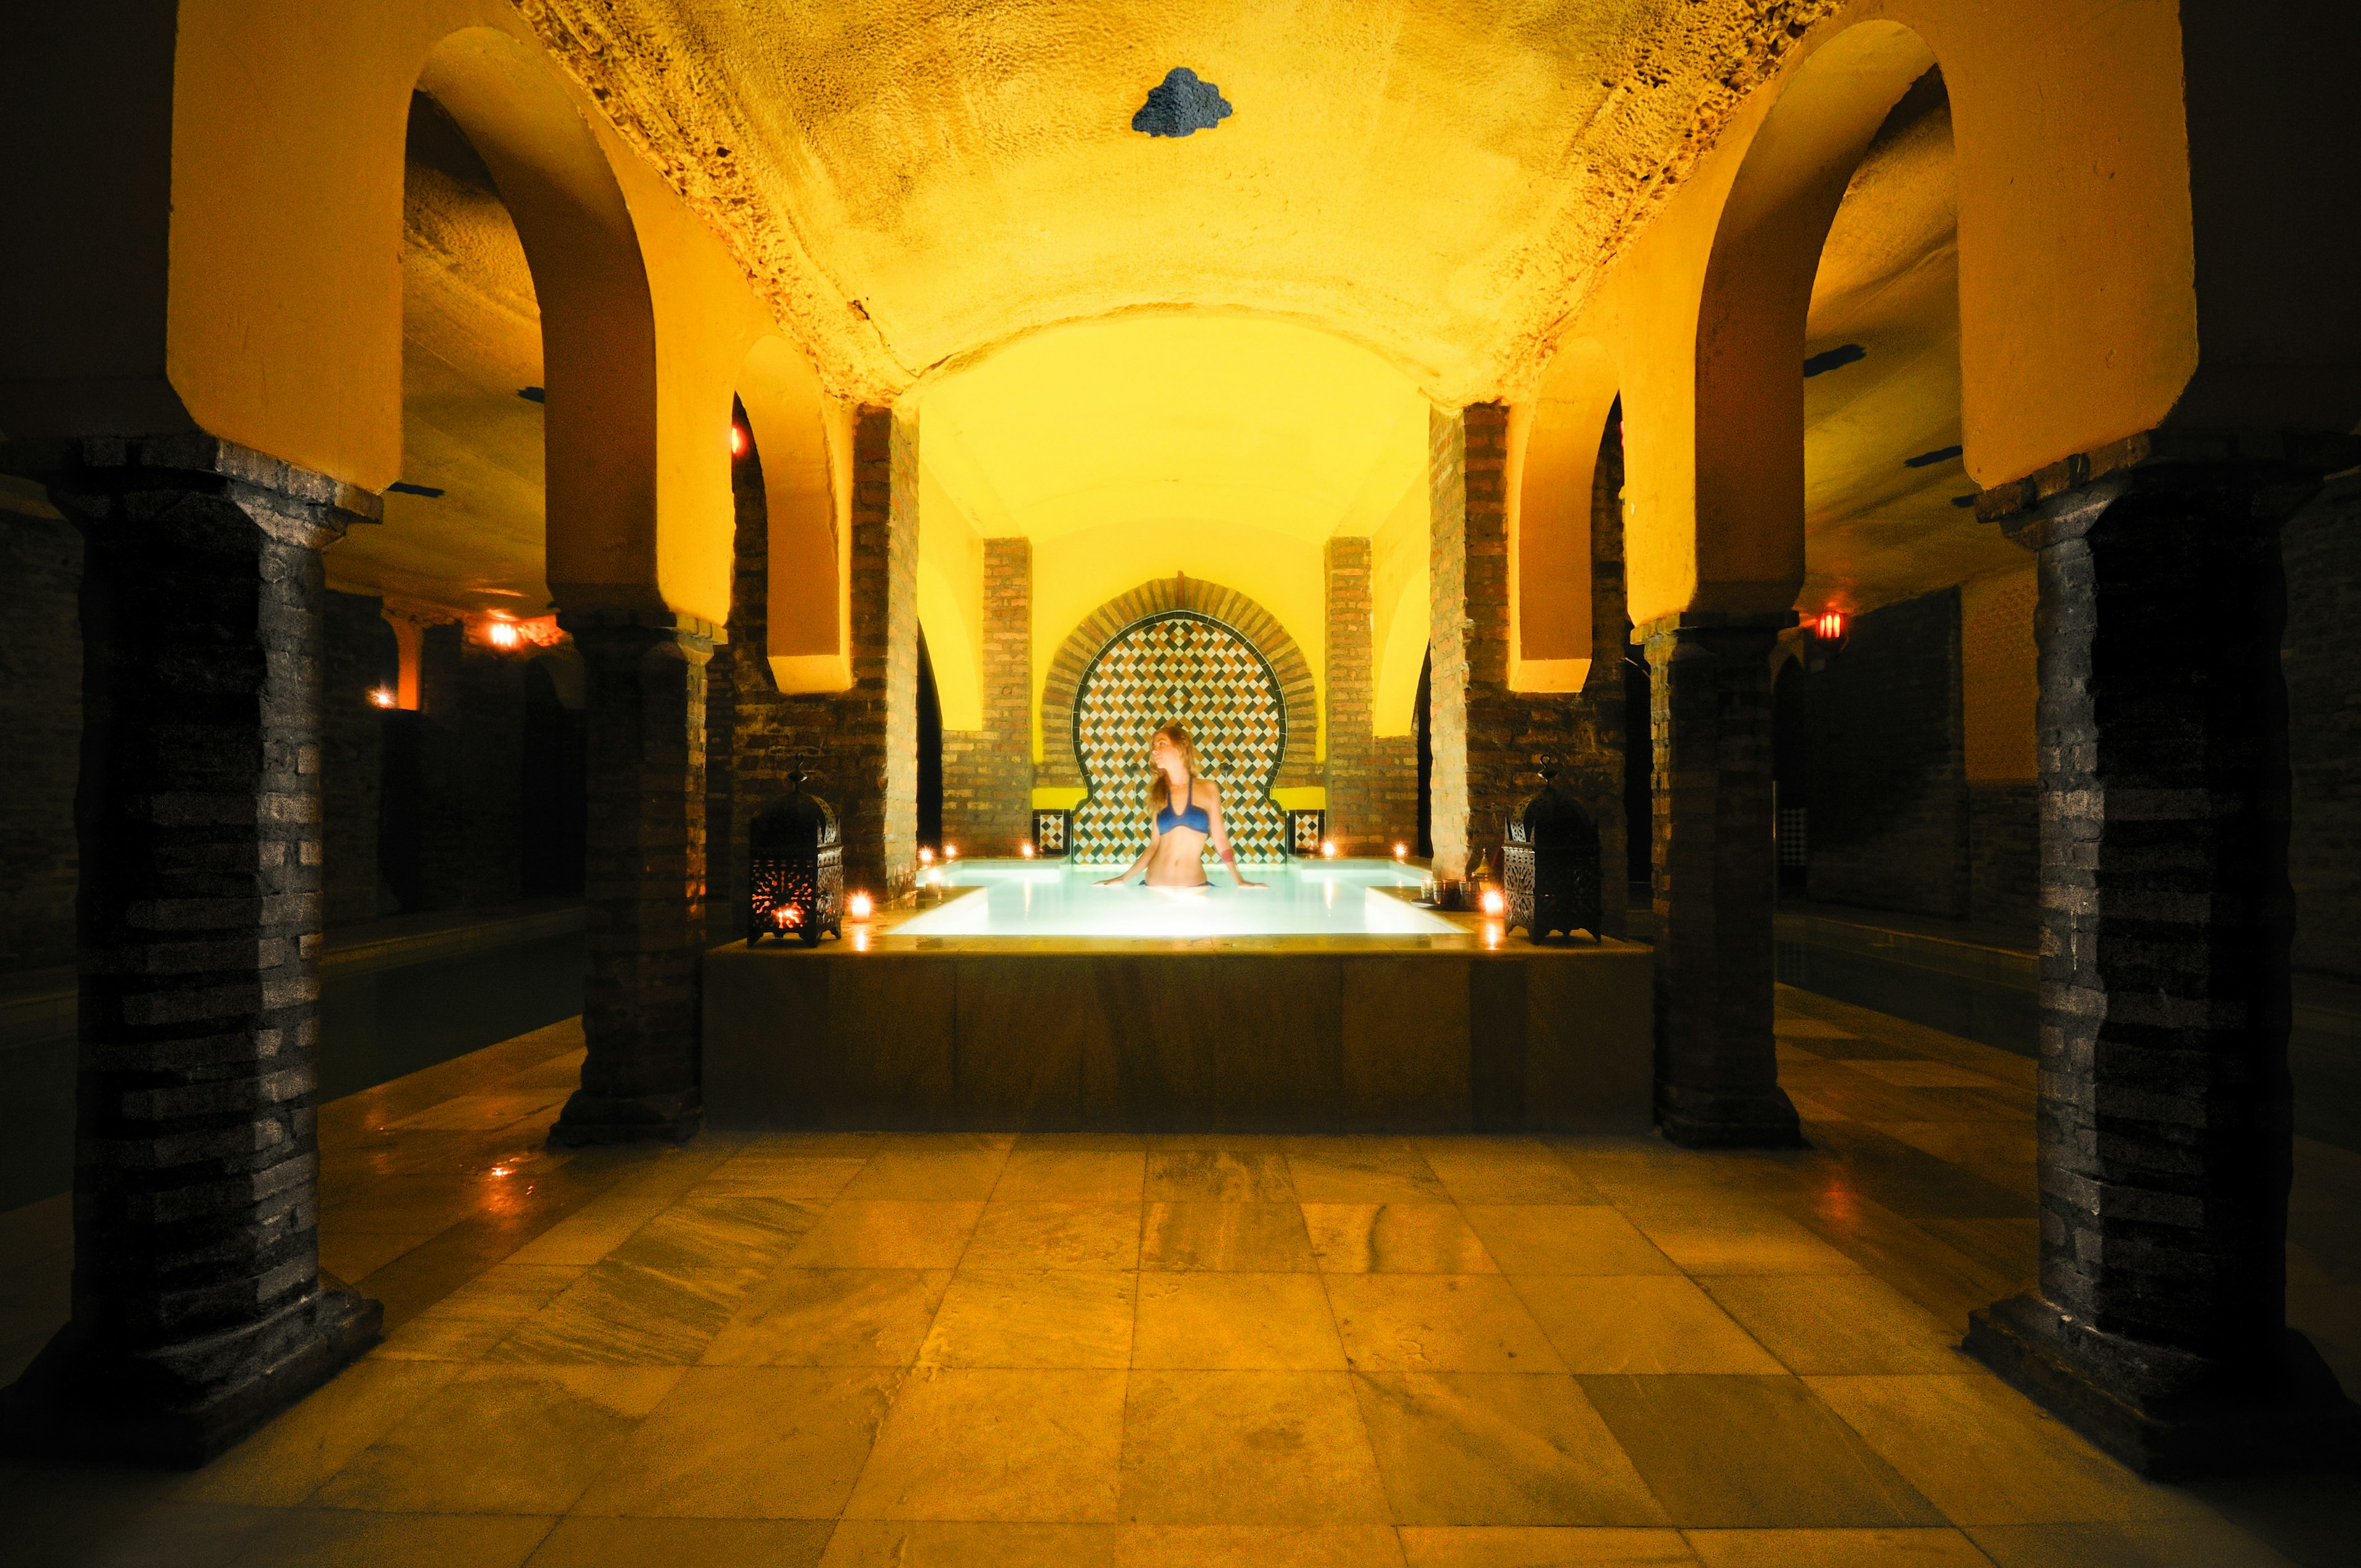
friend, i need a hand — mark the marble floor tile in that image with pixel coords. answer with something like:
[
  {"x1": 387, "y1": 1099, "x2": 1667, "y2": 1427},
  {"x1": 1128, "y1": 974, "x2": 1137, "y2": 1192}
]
[
  {"x1": 177, "y1": 1360, "x2": 464, "y2": 1507},
  {"x1": 485, "y1": 1260, "x2": 769, "y2": 1365},
  {"x1": 1802, "y1": 1375, "x2": 2214, "y2": 1525},
  {"x1": 571, "y1": 1366, "x2": 903, "y2": 1518},
  {"x1": 1508, "y1": 1277, "x2": 1786, "y2": 1376},
  {"x1": 1617, "y1": 1211, "x2": 1868, "y2": 1277},
  {"x1": 1325, "y1": 1274, "x2": 1566, "y2": 1373},
  {"x1": 1578, "y1": 1376, "x2": 1942, "y2": 1529},
  {"x1": 1353, "y1": 1372, "x2": 1669, "y2": 1526},
  {"x1": 1417, "y1": 1141, "x2": 1604, "y2": 1205},
  {"x1": 1145, "y1": 1150, "x2": 1297, "y2": 1202},
  {"x1": 601, "y1": 1195, "x2": 826, "y2": 1277},
  {"x1": 1303, "y1": 1203, "x2": 1500, "y2": 1273},
  {"x1": 817, "y1": 1521, "x2": 1410, "y2": 1567},
  {"x1": 320, "y1": 1230, "x2": 437, "y2": 1285},
  {"x1": 700, "y1": 1269, "x2": 952, "y2": 1367},
  {"x1": 1285, "y1": 1148, "x2": 1452, "y2": 1203},
  {"x1": 917, "y1": 1269, "x2": 1136, "y2": 1368},
  {"x1": 1846, "y1": 1062, "x2": 2010, "y2": 1090},
  {"x1": 1696, "y1": 1277, "x2": 1970, "y2": 1376},
  {"x1": 312, "y1": 1364, "x2": 683, "y2": 1515},
  {"x1": 1138, "y1": 1202, "x2": 1318, "y2": 1271},
  {"x1": 372, "y1": 1264, "x2": 587, "y2": 1361},
  {"x1": 1117, "y1": 1370, "x2": 1392, "y2": 1525},
  {"x1": 1112, "y1": 1524, "x2": 1412, "y2": 1566},
  {"x1": 844, "y1": 1367, "x2": 1128, "y2": 1522},
  {"x1": 995, "y1": 1150, "x2": 1148, "y2": 1201},
  {"x1": 1868, "y1": 1122, "x2": 2039, "y2": 1166},
  {"x1": 1460, "y1": 1206, "x2": 1680, "y2": 1277},
  {"x1": 2, "y1": 1497, "x2": 276, "y2": 1568},
  {"x1": 524, "y1": 1516, "x2": 833, "y2": 1568},
  {"x1": 1964, "y1": 1519, "x2": 2304, "y2": 1568},
  {"x1": 962, "y1": 1201, "x2": 1143, "y2": 1269},
  {"x1": 780, "y1": 1202, "x2": 986, "y2": 1269},
  {"x1": 692, "y1": 1156, "x2": 871, "y2": 1200},
  {"x1": 837, "y1": 1150, "x2": 1011, "y2": 1201},
  {"x1": 1396, "y1": 1527, "x2": 1698, "y2": 1565},
  {"x1": 1680, "y1": 1527, "x2": 1993, "y2": 1567},
  {"x1": 1129, "y1": 1270, "x2": 1347, "y2": 1369},
  {"x1": 224, "y1": 1510, "x2": 557, "y2": 1568}
]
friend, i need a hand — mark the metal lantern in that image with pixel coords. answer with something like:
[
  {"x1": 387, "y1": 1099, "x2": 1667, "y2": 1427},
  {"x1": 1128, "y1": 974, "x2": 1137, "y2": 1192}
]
[
  {"x1": 1503, "y1": 766, "x2": 1602, "y2": 943},
  {"x1": 747, "y1": 764, "x2": 843, "y2": 945},
  {"x1": 1032, "y1": 808, "x2": 1072, "y2": 859}
]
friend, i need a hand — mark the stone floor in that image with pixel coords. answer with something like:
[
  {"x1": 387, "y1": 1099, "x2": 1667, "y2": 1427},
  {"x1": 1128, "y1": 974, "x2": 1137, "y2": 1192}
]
[{"x1": 1, "y1": 986, "x2": 2354, "y2": 1567}]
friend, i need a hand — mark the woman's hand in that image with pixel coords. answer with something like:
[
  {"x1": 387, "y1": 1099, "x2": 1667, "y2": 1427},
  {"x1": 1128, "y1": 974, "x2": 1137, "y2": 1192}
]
[
  {"x1": 1234, "y1": 875, "x2": 1266, "y2": 890},
  {"x1": 1097, "y1": 874, "x2": 1130, "y2": 887}
]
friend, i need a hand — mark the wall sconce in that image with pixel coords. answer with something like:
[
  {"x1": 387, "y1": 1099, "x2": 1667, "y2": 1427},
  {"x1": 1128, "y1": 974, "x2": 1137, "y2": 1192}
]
[
  {"x1": 486, "y1": 620, "x2": 521, "y2": 650},
  {"x1": 1803, "y1": 608, "x2": 1850, "y2": 671},
  {"x1": 1814, "y1": 609, "x2": 1846, "y2": 641}
]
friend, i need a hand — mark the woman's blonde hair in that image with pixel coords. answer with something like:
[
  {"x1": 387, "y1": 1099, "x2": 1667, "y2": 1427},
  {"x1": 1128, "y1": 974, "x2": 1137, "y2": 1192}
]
[{"x1": 1145, "y1": 721, "x2": 1200, "y2": 811}]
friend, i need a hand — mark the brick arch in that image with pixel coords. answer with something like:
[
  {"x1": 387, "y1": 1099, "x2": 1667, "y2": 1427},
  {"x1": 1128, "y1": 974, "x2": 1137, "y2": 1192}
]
[{"x1": 1039, "y1": 577, "x2": 1318, "y2": 789}]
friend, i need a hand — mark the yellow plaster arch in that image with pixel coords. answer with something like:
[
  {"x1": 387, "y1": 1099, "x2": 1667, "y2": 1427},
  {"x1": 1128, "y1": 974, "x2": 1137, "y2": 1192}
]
[{"x1": 738, "y1": 335, "x2": 854, "y2": 691}]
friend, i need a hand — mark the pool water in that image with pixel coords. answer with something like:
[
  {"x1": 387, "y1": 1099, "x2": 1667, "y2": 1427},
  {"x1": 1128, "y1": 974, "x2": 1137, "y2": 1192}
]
[{"x1": 896, "y1": 860, "x2": 1457, "y2": 938}]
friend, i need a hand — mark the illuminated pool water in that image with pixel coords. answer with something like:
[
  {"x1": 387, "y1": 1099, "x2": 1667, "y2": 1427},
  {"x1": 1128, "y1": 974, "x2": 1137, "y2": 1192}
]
[{"x1": 894, "y1": 860, "x2": 1457, "y2": 938}]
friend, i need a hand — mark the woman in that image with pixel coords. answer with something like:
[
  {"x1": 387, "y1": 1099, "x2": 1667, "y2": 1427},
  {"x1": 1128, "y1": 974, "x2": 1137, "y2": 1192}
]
[{"x1": 1099, "y1": 721, "x2": 1263, "y2": 889}]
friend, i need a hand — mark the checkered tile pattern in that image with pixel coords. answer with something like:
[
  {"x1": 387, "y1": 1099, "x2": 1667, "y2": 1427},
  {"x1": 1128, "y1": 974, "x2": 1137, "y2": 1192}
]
[{"x1": 1070, "y1": 614, "x2": 1291, "y2": 864}]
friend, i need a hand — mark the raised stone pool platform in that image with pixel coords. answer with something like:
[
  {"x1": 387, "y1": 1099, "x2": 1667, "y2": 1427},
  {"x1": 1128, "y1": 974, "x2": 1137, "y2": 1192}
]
[{"x1": 703, "y1": 874, "x2": 1652, "y2": 1134}]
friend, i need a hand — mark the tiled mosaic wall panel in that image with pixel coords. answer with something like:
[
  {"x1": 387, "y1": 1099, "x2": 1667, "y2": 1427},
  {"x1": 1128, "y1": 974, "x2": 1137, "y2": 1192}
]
[{"x1": 1070, "y1": 612, "x2": 1292, "y2": 865}]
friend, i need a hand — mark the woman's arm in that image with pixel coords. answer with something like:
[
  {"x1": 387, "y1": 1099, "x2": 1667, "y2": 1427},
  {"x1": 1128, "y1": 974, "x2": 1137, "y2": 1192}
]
[
  {"x1": 1204, "y1": 784, "x2": 1262, "y2": 888},
  {"x1": 1098, "y1": 839, "x2": 1153, "y2": 886}
]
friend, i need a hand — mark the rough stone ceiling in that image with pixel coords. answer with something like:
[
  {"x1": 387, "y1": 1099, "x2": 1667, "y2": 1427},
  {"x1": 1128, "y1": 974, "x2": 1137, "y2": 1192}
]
[{"x1": 518, "y1": 0, "x2": 1842, "y2": 405}]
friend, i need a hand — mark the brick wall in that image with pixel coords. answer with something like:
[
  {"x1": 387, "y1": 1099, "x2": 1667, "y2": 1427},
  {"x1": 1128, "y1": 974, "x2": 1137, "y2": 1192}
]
[
  {"x1": 1968, "y1": 780, "x2": 2038, "y2": 930},
  {"x1": 710, "y1": 407, "x2": 919, "y2": 922},
  {"x1": 1803, "y1": 587, "x2": 1969, "y2": 918},
  {"x1": 1322, "y1": 537, "x2": 1418, "y2": 853},
  {"x1": 1429, "y1": 403, "x2": 1629, "y2": 930},
  {"x1": 320, "y1": 590, "x2": 392, "y2": 926},
  {"x1": 0, "y1": 509, "x2": 81, "y2": 973},
  {"x1": 941, "y1": 537, "x2": 1033, "y2": 855},
  {"x1": 2286, "y1": 481, "x2": 2361, "y2": 978}
]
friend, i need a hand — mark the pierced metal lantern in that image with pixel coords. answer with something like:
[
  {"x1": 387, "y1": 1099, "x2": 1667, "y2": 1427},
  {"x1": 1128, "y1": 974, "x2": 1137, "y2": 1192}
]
[
  {"x1": 1032, "y1": 809, "x2": 1071, "y2": 859},
  {"x1": 748, "y1": 766, "x2": 842, "y2": 945},
  {"x1": 1287, "y1": 809, "x2": 1327, "y2": 857},
  {"x1": 1503, "y1": 767, "x2": 1602, "y2": 943}
]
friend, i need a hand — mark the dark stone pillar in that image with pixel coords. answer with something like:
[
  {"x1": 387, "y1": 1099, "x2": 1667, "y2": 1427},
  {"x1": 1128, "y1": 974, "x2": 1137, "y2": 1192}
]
[
  {"x1": 1965, "y1": 436, "x2": 2356, "y2": 1477},
  {"x1": 1642, "y1": 612, "x2": 1802, "y2": 1148},
  {"x1": 550, "y1": 614, "x2": 716, "y2": 1146},
  {"x1": 0, "y1": 436, "x2": 380, "y2": 1466}
]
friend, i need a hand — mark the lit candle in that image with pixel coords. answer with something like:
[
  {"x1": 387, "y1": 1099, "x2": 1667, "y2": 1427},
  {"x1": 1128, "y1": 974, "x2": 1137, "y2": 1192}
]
[
  {"x1": 944, "y1": 844, "x2": 959, "y2": 861},
  {"x1": 1320, "y1": 840, "x2": 1337, "y2": 859},
  {"x1": 847, "y1": 892, "x2": 874, "y2": 922},
  {"x1": 1480, "y1": 887, "x2": 1506, "y2": 917},
  {"x1": 1393, "y1": 842, "x2": 1407, "y2": 860},
  {"x1": 1019, "y1": 842, "x2": 1035, "y2": 859}
]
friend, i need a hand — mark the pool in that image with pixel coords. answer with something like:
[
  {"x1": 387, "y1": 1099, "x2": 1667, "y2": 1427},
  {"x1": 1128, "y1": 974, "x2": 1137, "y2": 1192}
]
[{"x1": 894, "y1": 860, "x2": 1458, "y2": 938}]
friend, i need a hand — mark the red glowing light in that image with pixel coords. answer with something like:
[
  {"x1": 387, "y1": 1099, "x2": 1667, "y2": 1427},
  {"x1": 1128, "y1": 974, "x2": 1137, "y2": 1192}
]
[
  {"x1": 1815, "y1": 610, "x2": 1847, "y2": 641},
  {"x1": 487, "y1": 620, "x2": 521, "y2": 649},
  {"x1": 730, "y1": 424, "x2": 748, "y2": 457},
  {"x1": 773, "y1": 904, "x2": 802, "y2": 928}
]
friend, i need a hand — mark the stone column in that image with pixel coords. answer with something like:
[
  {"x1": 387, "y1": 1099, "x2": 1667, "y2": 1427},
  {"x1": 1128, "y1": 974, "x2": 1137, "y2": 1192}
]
[
  {"x1": 0, "y1": 436, "x2": 379, "y2": 1465},
  {"x1": 941, "y1": 536, "x2": 1034, "y2": 855},
  {"x1": 550, "y1": 613, "x2": 714, "y2": 1147},
  {"x1": 1426, "y1": 403, "x2": 1630, "y2": 923},
  {"x1": 1964, "y1": 435, "x2": 2354, "y2": 1476},
  {"x1": 1323, "y1": 537, "x2": 1416, "y2": 854},
  {"x1": 1643, "y1": 612, "x2": 1802, "y2": 1147}
]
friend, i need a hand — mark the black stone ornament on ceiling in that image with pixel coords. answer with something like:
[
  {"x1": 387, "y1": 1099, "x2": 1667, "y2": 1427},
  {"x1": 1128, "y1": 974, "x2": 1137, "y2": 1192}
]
[{"x1": 1133, "y1": 68, "x2": 1232, "y2": 137}]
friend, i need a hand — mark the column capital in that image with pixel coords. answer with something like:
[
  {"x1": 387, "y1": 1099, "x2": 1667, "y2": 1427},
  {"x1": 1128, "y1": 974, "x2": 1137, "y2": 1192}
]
[
  {"x1": 556, "y1": 607, "x2": 724, "y2": 651},
  {"x1": 1975, "y1": 427, "x2": 2359, "y2": 551},
  {"x1": 1634, "y1": 609, "x2": 1797, "y2": 644},
  {"x1": 7, "y1": 434, "x2": 382, "y2": 550}
]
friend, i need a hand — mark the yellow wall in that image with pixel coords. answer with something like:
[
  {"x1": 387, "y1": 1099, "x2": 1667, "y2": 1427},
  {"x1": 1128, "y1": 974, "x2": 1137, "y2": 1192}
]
[
  {"x1": 1368, "y1": 477, "x2": 1430, "y2": 737},
  {"x1": 917, "y1": 457, "x2": 987, "y2": 731},
  {"x1": 8, "y1": 2, "x2": 829, "y2": 632},
  {"x1": 1560, "y1": 0, "x2": 2198, "y2": 627}
]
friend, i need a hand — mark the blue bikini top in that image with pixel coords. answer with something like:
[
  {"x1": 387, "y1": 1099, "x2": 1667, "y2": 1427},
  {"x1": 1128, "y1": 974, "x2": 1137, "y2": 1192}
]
[{"x1": 1155, "y1": 775, "x2": 1212, "y2": 837}]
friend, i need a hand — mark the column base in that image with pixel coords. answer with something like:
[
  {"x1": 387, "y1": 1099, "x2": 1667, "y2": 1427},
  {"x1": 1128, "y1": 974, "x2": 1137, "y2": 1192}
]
[
  {"x1": 548, "y1": 1087, "x2": 703, "y2": 1147},
  {"x1": 1657, "y1": 1088, "x2": 1807, "y2": 1150},
  {"x1": 1966, "y1": 1293, "x2": 2358, "y2": 1479},
  {"x1": 0, "y1": 1284, "x2": 379, "y2": 1468}
]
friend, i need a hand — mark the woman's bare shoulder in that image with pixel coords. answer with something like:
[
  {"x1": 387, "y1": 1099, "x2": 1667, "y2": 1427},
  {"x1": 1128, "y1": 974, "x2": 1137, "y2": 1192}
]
[{"x1": 1199, "y1": 778, "x2": 1222, "y2": 806}]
